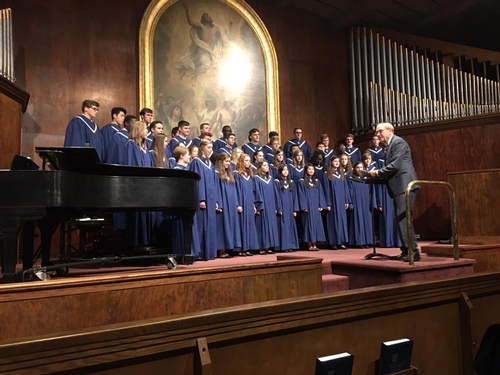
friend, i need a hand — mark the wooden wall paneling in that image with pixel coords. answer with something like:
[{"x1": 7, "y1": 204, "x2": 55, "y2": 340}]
[
  {"x1": 394, "y1": 120, "x2": 500, "y2": 240},
  {"x1": 0, "y1": 258, "x2": 322, "y2": 341},
  {"x1": 448, "y1": 169, "x2": 500, "y2": 240},
  {"x1": 2, "y1": 272, "x2": 500, "y2": 374},
  {"x1": 0, "y1": 93, "x2": 21, "y2": 168}
]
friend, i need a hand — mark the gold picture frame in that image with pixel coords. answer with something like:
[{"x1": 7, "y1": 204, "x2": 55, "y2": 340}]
[{"x1": 139, "y1": 0, "x2": 280, "y2": 140}]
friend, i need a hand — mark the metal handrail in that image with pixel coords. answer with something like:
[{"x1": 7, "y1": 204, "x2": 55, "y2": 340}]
[{"x1": 406, "y1": 180, "x2": 459, "y2": 265}]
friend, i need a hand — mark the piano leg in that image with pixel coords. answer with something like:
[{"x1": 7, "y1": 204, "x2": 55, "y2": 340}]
[
  {"x1": 21, "y1": 221, "x2": 35, "y2": 271},
  {"x1": 181, "y1": 212, "x2": 194, "y2": 265},
  {"x1": 0, "y1": 220, "x2": 19, "y2": 283}
]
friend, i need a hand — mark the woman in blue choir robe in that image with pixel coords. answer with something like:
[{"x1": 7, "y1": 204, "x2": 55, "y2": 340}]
[
  {"x1": 270, "y1": 149, "x2": 285, "y2": 180},
  {"x1": 298, "y1": 164, "x2": 327, "y2": 251},
  {"x1": 288, "y1": 149, "x2": 305, "y2": 183},
  {"x1": 275, "y1": 164, "x2": 299, "y2": 252},
  {"x1": 347, "y1": 161, "x2": 374, "y2": 248},
  {"x1": 323, "y1": 156, "x2": 349, "y2": 249},
  {"x1": 230, "y1": 147, "x2": 243, "y2": 171},
  {"x1": 233, "y1": 153, "x2": 259, "y2": 256},
  {"x1": 214, "y1": 153, "x2": 242, "y2": 258},
  {"x1": 189, "y1": 139, "x2": 219, "y2": 260},
  {"x1": 376, "y1": 159, "x2": 401, "y2": 248},
  {"x1": 149, "y1": 134, "x2": 170, "y2": 168},
  {"x1": 121, "y1": 121, "x2": 153, "y2": 247},
  {"x1": 254, "y1": 161, "x2": 279, "y2": 254}
]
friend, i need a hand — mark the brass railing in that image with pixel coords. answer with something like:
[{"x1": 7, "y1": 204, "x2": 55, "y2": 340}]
[{"x1": 406, "y1": 180, "x2": 459, "y2": 265}]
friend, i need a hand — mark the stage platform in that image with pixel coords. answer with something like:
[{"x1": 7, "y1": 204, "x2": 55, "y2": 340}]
[{"x1": 422, "y1": 242, "x2": 500, "y2": 272}]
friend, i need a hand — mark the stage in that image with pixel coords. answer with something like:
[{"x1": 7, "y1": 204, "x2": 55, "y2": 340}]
[{"x1": 0, "y1": 240, "x2": 477, "y2": 341}]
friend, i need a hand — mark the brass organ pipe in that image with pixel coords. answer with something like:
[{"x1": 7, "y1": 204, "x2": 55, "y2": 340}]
[
  {"x1": 362, "y1": 28, "x2": 370, "y2": 130},
  {"x1": 356, "y1": 28, "x2": 364, "y2": 130},
  {"x1": 393, "y1": 42, "x2": 400, "y2": 125},
  {"x1": 387, "y1": 39, "x2": 394, "y2": 124},
  {"x1": 430, "y1": 60, "x2": 437, "y2": 121},
  {"x1": 369, "y1": 30, "x2": 376, "y2": 126},
  {"x1": 349, "y1": 28, "x2": 358, "y2": 130}
]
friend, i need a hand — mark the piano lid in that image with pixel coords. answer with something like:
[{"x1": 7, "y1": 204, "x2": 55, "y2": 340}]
[{"x1": 35, "y1": 146, "x2": 200, "y2": 180}]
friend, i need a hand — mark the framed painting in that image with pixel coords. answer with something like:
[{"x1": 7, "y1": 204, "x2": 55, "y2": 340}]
[{"x1": 139, "y1": 0, "x2": 280, "y2": 143}]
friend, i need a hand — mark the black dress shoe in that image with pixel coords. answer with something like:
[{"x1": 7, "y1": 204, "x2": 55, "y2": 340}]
[{"x1": 397, "y1": 252, "x2": 421, "y2": 261}]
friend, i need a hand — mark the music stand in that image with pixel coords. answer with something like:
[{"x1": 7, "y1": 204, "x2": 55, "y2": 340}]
[{"x1": 349, "y1": 175, "x2": 392, "y2": 260}]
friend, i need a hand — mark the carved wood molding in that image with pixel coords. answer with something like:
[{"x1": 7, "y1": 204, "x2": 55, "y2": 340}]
[
  {"x1": 1, "y1": 272, "x2": 499, "y2": 373},
  {"x1": 0, "y1": 75, "x2": 29, "y2": 112}
]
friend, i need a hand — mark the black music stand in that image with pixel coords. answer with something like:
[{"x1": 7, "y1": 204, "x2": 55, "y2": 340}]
[{"x1": 349, "y1": 174, "x2": 392, "y2": 260}]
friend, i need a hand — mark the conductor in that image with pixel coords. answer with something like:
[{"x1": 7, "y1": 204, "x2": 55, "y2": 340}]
[{"x1": 368, "y1": 123, "x2": 420, "y2": 261}]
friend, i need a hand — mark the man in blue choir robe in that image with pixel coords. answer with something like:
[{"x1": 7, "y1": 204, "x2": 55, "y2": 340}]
[
  {"x1": 344, "y1": 133, "x2": 362, "y2": 165},
  {"x1": 213, "y1": 125, "x2": 237, "y2": 153},
  {"x1": 146, "y1": 121, "x2": 165, "y2": 149},
  {"x1": 192, "y1": 122, "x2": 211, "y2": 147},
  {"x1": 166, "y1": 120, "x2": 192, "y2": 158},
  {"x1": 101, "y1": 107, "x2": 126, "y2": 163},
  {"x1": 283, "y1": 127, "x2": 312, "y2": 162},
  {"x1": 241, "y1": 128, "x2": 261, "y2": 159},
  {"x1": 64, "y1": 99, "x2": 104, "y2": 161},
  {"x1": 107, "y1": 115, "x2": 137, "y2": 165}
]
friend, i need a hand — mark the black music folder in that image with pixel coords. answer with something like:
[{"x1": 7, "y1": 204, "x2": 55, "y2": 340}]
[
  {"x1": 376, "y1": 338, "x2": 414, "y2": 375},
  {"x1": 315, "y1": 352, "x2": 354, "y2": 375}
]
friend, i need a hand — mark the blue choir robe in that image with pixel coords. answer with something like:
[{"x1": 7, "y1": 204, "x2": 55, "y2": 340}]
[
  {"x1": 166, "y1": 135, "x2": 192, "y2": 158},
  {"x1": 216, "y1": 174, "x2": 242, "y2": 251},
  {"x1": 345, "y1": 146, "x2": 362, "y2": 165},
  {"x1": 213, "y1": 137, "x2": 238, "y2": 154},
  {"x1": 297, "y1": 178, "x2": 327, "y2": 243},
  {"x1": 122, "y1": 140, "x2": 154, "y2": 246},
  {"x1": 368, "y1": 145, "x2": 384, "y2": 164},
  {"x1": 322, "y1": 171, "x2": 349, "y2": 246},
  {"x1": 145, "y1": 134, "x2": 153, "y2": 150},
  {"x1": 189, "y1": 157, "x2": 219, "y2": 260},
  {"x1": 192, "y1": 136, "x2": 201, "y2": 147},
  {"x1": 241, "y1": 143, "x2": 261, "y2": 159},
  {"x1": 254, "y1": 175, "x2": 279, "y2": 249},
  {"x1": 288, "y1": 164, "x2": 305, "y2": 184},
  {"x1": 283, "y1": 139, "x2": 312, "y2": 161},
  {"x1": 107, "y1": 129, "x2": 129, "y2": 165},
  {"x1": 313, "y1": 165, "x2": 325, "y2": 181},
  {"x1": 219, "y1": 146, "x2": 233, "y2": 156},
  {"x1": 274, "y1": 179, "x2": 299, "y2": 251},
  {"x1": 234, "y1": 171, "x2": 259, "y2": 251},
  {"x1": 101, "y1": 123, "x2": 122, "y2": 163},
  {"x1": 324, "y1": 148, "x2": 336, "y2": 165},
  {"x1": 64, "y1": 115, "x2": 104, "y2": 161},
  {"x1": 376, "y1": 159, "x2": 400, "y2": 248},
  {"x1": 264, "y1": 150, "x2": 275, "y2": 164},
  {"x1": 347, "y1": 174, "x2": 374, "y2": 246}
]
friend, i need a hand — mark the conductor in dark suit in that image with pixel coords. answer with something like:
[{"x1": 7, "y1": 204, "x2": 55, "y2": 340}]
[{"x1": 368, "y1": 123, "x2": 420, "y2": 261}]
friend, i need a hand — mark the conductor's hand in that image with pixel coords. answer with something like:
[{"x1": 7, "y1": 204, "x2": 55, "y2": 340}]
[{"x1": 368, "y1": 170, "x2": 378, "y2": 178}]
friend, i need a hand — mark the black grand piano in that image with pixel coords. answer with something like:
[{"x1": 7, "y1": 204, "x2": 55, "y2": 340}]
[{"x1": 0, "y1": 147, "x2": 200, "y2": 283}]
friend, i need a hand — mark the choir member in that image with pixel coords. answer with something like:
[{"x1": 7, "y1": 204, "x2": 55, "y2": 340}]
[
  {"x1": 288, "y1": 149, "x2": 305, "y2": 183},
  {"x1": 275, "y1": 164, "x2": 299, "y2": 252},
  {"x1": 347, "y1": 161, "x2": 374, "y2": 248},
  {"x1": 283, "y1": 127, "x2": 312, "y2": 162},
  {"x1": 192, "y1": 123, "x2": 210, "y2": 147},
  {"x1": 323, "y1": 156, "x2": 349, "y2": 249},
  {"x1": 241, "y1": 128, "x2": 261, "y2": 159},
  {"x1": 166, "y1": 120, "x2": 192, "y2": 158},
  {"x1": 189, "y1": 139, "x2": 219, "y2": 260},
  {"x1": 107, "y1": 115, "x2": 136, "y2": 165},
  {"x1": 122, "y1": 121, "x2": 153, "y2": 247},
  {"x1": 233, "y1": 154, "x2": 259, "y2": 256},
  {"x1": 149, "y1": 134, "x2": 169, "y2": 168},
  {"x1": 298, "y1": 164, "x2": 327, "y2": 251},
  {"x1": 64, "y1": 99, "x2": 104, "y2": 161},
  {"x1": 344, "y1": 133, "x2": 362, "y2": 165},
  {"x1": 254, "y1": 161, "x2": 279, "y2": 254},
  {"x1": 214, "y1": 153, "x2": 242, "y2": 258},
  {"x1": 101, "y1": 107, "x2": 126, "y2": 163}
]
